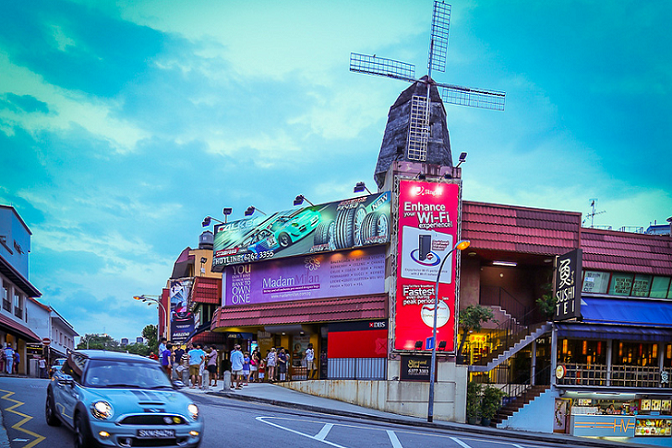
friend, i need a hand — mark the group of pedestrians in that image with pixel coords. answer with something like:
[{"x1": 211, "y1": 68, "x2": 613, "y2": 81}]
[
  {"x1": 228, "y1": 342, "x2": 317, "y2": 388},
  {"x1": 0, "y1": 343, "x2": 20, "y2": 375},
  {"x1": 153, "y1": 338, "x2": 219, "y2": 390}
]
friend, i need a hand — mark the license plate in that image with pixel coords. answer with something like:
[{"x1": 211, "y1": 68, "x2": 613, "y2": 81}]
[{"x1": 137, "y1": 429, "x2": 175, "y2": 439}]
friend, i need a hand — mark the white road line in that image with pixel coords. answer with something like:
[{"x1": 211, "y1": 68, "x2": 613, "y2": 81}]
[
  {"x1": 316, "y1": 423, "x2": 334, "y2": 441},
  {"x1": 386, "y1": 430, "x2": 403, "y2": 448},
  {"x1": 256, "y1": 417, "x2": 349, "y2": 448},
  {"x1": 450, "y1": 437, "x2": 473, "y2": 448}
]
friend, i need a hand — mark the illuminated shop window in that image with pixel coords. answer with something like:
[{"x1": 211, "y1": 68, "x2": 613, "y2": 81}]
[
  {"x1": 650, "y1": 276, "x2": 671, "y2": 298},
  {"x1": 582, "y1": 271, "x2": 610, "y2": 293},
  {"x1": 631, "y1": 274, "x2": 652, "y2": 297},
  {"x1": 608, "y1": 273, "x2": 634, "y2": 296}
]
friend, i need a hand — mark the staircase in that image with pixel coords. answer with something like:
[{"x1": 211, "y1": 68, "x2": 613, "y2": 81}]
[
  {"x1": 491, "y1": 385, "x2": 549, "y2": 427},
  {"x1": 468, "y1": 322, "x2": 551, "y2": 372}
]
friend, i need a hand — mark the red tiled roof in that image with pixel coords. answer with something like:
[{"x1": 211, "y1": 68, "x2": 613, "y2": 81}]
[
  {"x1": 581, "y1": 228, "x2": 672, "y2": 275},
  {"x1": 462, "y1": 201, "x2": 581, "y2": 255},
  {"x1": 211, "y1": 295, "x2": 388, "y2": 329},
  {"x1": 192, "y1": 277, "x2": 221, "y2": 304},
  {"x1": 192, "y1": 331, "x2": 229, "y2": 345}
]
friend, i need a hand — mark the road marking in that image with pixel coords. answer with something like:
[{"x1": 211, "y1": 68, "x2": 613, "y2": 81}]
[
  {"x1": 257, "y1": 417, "x2": 349, "y2": 448},
  {"x1": 386, "y1": 430, "x2": 403, "y2": 448},
  {"x1": 0, "y1": 389, "x2": 46, "y2": 448},
  {"x1": 13, "y1": 438, "x2": 29, "y2": 442},
  {"x1": 315, "y1": 423, "x2": 334, "y2": 440},
  {"x1": 450, "y1": 437, "x2": 473, "y2": 448}
]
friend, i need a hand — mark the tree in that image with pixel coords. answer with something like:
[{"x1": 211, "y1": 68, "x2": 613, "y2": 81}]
[
  {"x1": 76, "y1": 334, "x2": 121, "y2": 351},
  {"x1": 536, "y1": 283, "x2": 556, "y2": 319},
  {"x1": 142, "y1": 324, "x2": 158, "y2": 352},
  {"x1": 456, "y1": 304, "x2": 495, "y2": 364},
  {"x1": 125, "y1": 342, "x2": 151, "y2": 357}
]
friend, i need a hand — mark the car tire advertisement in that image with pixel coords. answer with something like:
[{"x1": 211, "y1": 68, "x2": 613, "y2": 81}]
[
  {"x1": 394, "y1": 180, "x2": 462, "y2": 353},
  {"x1": 212, "y1": 192, "x2": 391, "y2": 270}
]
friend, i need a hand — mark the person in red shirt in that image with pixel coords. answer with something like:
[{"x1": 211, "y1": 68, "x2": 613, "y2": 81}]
[{"x1": 148, "y1": 351, "x2": 159, "y2": 361}]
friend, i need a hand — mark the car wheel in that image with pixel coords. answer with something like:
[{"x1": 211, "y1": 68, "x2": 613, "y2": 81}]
[
  {"x1": 45, "y1": 392, "x2": 60, "y2": 427},
  {"x1": 278, "y1": 232, "x2": 291, "y2": 248},
  {"x1": 74, "y1": 412, "x2": 94, "y2": 448},
  {"x1": 361, "y1": 212, "x2": 390, "y2": 242}
]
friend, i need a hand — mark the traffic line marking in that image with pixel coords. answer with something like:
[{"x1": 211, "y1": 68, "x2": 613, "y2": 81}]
[
  {"x1": 0, "y1": 389, "x2": 46, "y2": 448},
  {"x1": 257, "y1": 417, "x2": 348, "y2": 448},
  {"x1": 450, "y1": 437, "x2": 473, "y2": 448},
  {"x1": 316, "y1": 423, "x2": 334, "y2": 440},
  {"x1": 386, "y1": 430, "x2": 403, "y2": 448}
]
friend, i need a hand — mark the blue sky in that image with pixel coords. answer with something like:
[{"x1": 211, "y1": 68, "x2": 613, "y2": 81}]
[{"x1": 1, "y1": 0, "x2": 670, "y2": 341}]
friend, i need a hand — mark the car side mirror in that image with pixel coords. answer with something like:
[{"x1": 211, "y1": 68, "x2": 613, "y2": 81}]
[{"x1": 172, "y1": 380, "x2": 185, "y2": 389}]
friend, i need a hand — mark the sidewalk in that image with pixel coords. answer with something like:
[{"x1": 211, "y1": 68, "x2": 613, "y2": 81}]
[{"x1": 183, "y1": 382, "x2": 650, "y2": 448}]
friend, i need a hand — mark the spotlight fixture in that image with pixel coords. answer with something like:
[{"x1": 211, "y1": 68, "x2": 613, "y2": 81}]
[
  {"x1": 353, "y1": 182, "x2": 372, "y2": 194},
  {"x1": 415, "y1": 340, "x2": 423, "y2": 349},
  {"x1": 293, "y1": 195, "x2": 314, "y2": 206},
  {"x1": 417, "y1": 173, "x2": 426, "y2": 180},
  {"x1": 245, "y1": 206, "x2": 266, "y2": 216},
  {"x1": 222, "y1": 208, "x2": 233, "y2": 221},
  {"x1": 455, "y1": 152, "x2": 467, "y2": 168},
  {"x1": 202, "y1": 216, "x2": 224, "y2": 227},
  {"x1": 438, "y1": 341, "x2": 447, "y2": 351}
]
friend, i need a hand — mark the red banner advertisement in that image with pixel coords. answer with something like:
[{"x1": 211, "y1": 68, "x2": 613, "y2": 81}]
[{"x1": 394, "y1": 180, "x2": 461, "y2": 352}]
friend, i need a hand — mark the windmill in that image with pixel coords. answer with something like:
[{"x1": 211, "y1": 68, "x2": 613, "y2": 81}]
[{"x1": 350, "y1": 1, "x2": 505, "y2": 175}]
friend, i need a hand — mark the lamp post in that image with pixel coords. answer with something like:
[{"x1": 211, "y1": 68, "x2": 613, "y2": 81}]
[
  {"x1": 133, "y1": 295, "x2": 168, "y2": 340},
  {"x1": 427, "y1": 239, "x2": 470, "y2": 423}
]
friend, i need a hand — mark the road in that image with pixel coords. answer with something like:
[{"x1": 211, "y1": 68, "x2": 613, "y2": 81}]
[{"x1": 0, "y1": 376, "x2": 584, "y2": 448}]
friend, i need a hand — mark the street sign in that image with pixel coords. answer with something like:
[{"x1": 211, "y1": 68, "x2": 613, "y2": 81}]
[
  {"x1": 42, "y1": 338, "x2": 51, "y2": 346},
  {"x1": 425, "y1": 337, "x2": 435, "y2": 350}
]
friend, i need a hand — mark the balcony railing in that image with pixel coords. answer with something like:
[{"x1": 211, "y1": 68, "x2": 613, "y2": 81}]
[{"x1": 557, "y1": 363, "x2": 667, "y2": 389}]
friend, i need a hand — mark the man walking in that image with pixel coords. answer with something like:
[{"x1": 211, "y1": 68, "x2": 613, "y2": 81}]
[
  {"x1": 172, "y1": 345, "x2": 185, "y2": 381},
  {"x1": 161, "y1": 343, "x2": 173, "y2": 378},
  {"x1": 188, "y1": 344, "x2": 205, "y2": 389},
  {"x1": 3, "y1": 345, "x2": 14, "y2": 374},
  {"x1": 230, "y1": 345, "x2": 244, "y2": 390}
]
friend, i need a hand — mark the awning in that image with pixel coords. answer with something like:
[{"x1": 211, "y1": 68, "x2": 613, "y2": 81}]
[
  {"x1": 0, "y1": 254, "x2": 41, "y2": 298},
  {"x1": 557, "y1": 323, "x2": 672, "y2": 342},
  {"x1": 0, "y1": 313, "x2": 40, "y2": 342},
  {"x1": 581, "y1": 297, "x2": 672, "y2": 327},
  {"x1": 212, "y1": 295, "x2": 387, "y2": 329}
]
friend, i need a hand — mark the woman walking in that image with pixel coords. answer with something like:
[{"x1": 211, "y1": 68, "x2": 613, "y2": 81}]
[
  {"x1": 207, "y1": 345, "x2": 218, "y2": 387},
  {"x1": 250, "y1": 349, "x2": 260, "y2": 382},
  {"x1": 277, "y1": 348, "x2": 287, "y2": 382}
]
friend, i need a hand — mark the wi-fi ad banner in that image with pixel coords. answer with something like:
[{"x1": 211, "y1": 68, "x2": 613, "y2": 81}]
[
  {"x1": 394, "y1": 180, "x2": 461, "y2": 353},
  {"x1": 212, "y1": 192, "x2": 391, "y2": 271}
]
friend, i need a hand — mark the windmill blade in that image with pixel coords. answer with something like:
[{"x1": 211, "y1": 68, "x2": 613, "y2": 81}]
[
  {"x1": 428, "y1": 1, "x2": 451, "y2": 73},
  {"x1": 350, "y1": 53, "x2": 416, "y2": 83},
  {"x1": 439, "y1": 83, "x2": 506, "y2": 111}
]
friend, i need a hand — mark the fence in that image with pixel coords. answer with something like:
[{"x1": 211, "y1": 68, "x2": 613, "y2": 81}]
[
  {"x1": 557, "y1": 363, "x2": 667, "y2": 388},
  {"x1": 327, "y1": 358, "x2": 387, "y2": 380}
]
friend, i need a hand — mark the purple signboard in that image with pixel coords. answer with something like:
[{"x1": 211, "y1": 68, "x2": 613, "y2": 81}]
[{"x1": 223, "y1": 246, "x2": 386, "y2": 306}]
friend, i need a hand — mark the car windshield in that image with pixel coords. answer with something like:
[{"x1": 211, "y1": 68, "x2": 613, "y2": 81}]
[{"x1": 84, "y1": 360, "x2": 173, "y2": 389}]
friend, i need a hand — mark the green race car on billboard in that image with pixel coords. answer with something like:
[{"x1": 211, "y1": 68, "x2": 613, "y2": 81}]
[{"x1": 212, "y1": 192, "x2": 391, "y2": 270}]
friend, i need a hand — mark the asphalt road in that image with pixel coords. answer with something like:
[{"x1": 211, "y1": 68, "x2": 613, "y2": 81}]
[{"x1": 0, "y1": 376, "x2": 603, "y2": 448}]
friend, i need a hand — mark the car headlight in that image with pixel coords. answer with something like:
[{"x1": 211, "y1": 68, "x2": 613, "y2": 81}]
[
  {"x1": 187, "y1": 404, "x2": 199, "y2": 420},
  {"x1": 91, "y1": 401, "x2": 114, "y2": 420}
]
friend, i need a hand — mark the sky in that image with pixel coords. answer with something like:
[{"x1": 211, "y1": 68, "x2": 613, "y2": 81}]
[{"x1": 1, "y1": 0, "x2": 670, "y2": 342}]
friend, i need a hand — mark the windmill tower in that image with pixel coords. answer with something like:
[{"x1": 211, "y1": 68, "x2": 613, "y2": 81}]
[{"x1": 350, "y1": 1, "x2": 506, "y2": 188}]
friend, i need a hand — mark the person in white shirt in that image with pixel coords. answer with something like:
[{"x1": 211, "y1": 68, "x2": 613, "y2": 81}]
[{"x1": 306, "y1": 343, "x2": 316, "y2": 379}]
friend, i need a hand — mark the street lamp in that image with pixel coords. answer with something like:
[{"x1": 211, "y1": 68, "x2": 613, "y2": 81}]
[
  {"x1": 427, "y1": 239, "x2": 470, "y2": 423},
  {"x1": 293, "y1": 195, "x2": 314, "y2": 206},
  {"x1": 133, "y1": 295, "x2": 168, "y2": 341}
]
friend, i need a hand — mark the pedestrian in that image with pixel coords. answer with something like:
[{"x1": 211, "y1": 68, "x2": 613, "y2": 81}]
[
  {"x1": 306, "y1": 343, "x2": 316, "y2": 379},
  {"x1": 230, "y1": 345, "x2": 244, "y2": 390},
  {"x1": 148, "y1": 351, "x2": 159, "y2": 361},
  {"x1": 158, "y1": 337, "x2": 167, "y2": 357},
  {"x1": 188, "y1": 344, "x2": 206, "y2": 388},
  {"x1": 4, "y1": 344, "x2": 14, "y2": 374},
  {"x1": 180, "y1": 348, "x2": 190, "y2": 384},
  {"x1": 206, "y1": 345, "x2": 218, "y2": 387},
  {"x1": 277, "y1": 348, "x2": 287, "y2": 381},
  {"x1": 258, "y1": 358, "x2": 266, "y2": 382},
  {"x1": 242, "y1": 352, "x2": 251, "y2": 385},
  {"x1": 266, "y1": 348, "x2": 277, "y2": 382},
  {"x1": 250, "y1": 349, "x2": 259, "y2": 382},
  {"x1": 172, "y1": 345, "x2": 185, "y2": 381},
  {"x1": 161, "y1": 343, "x2": 173, "y2": 378},
  {"x1": 13, "y1": 350, "x2": 19, "y2": 375}
]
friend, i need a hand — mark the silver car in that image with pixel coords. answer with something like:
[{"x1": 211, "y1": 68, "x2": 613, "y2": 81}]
[{"x1": 46, "y1": 350, "x2": 203, "y2": 448}]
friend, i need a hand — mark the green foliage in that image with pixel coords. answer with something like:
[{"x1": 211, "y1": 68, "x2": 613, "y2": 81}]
[
  {"x1": 76, "y1": 334, "x2": 121, "y2": 351},
  {"x1": 536, "y1": 283, "x2": 556, "y2": 318},
  {"x1": 480, "y1": 385, "x2": 507, "y2": 419},
  {"x1": 125, "y1": 343, "x2": 151, "y2": 357},
  {"x1": 466, "y1": 381, "x2": 483, "y2": 419},
  {"x1": 142, "y1": 324, "x2": 158, "y2": 351},
  {"x1": 456, "y1": 305, "x2": 495, "y2": 363}
]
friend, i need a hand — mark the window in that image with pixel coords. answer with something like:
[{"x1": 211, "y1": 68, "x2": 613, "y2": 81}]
[
  {"x1": 582, "y1": 271, "x2": 610, "y2": 294},
  {"x1": 632, "y1": 274, "x2": 652, "y2": 297},
  {"x1": 2, "y1": 281, "x2": 10, "y2": 312},
  {"x1": 13, "y1": 291, "x2": 22, "y2": 319},
  {"x1": 651, "y1": 277, "x2": 672, "y2": 298},
  {"x1": 609, "y1": 273, "x2": 634, "y2": 296}
]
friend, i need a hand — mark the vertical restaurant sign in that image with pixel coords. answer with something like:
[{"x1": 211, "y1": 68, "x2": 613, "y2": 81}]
[
  {"x1": 170, "y1": 279, "x2": 194, "y2": 343},
  {"x1": 553, "y1": 248, "x2": 582, "y2": 321},
  {"x1": 394, "y1": 180, "x2": 461, "y2": 352}
]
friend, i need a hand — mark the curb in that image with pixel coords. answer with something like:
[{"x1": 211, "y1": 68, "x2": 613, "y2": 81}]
[{"x1": 203, "y1": 389, "x2": 651, "y2": 448}]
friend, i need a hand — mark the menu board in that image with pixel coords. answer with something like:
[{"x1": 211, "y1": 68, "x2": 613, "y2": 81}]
[
  {"x1": 663, "y1": 400, "x2": 671, "y2": 412},
  {"x1": 635, "y1": 418, "x2": 672, "y2": 437},
  {"x1": 641, "y1": 400, "x2": 652, "y2": 411},
  {"x1": 609, "y1": 273, "x2": 634, "y2": 296},
  {"x1": 632, "y1": 274, "x2": 652, "y2": 297}
]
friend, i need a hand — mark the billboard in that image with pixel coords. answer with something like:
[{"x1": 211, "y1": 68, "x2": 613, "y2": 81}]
[
  {"x1": 553, "y1": 248, "x2": 582, "y2": 321},
  {"x1": 223, "y1": 246, "x2": 386, "y2": 306},
  {"x1": 394, "y1": 180, "x2": 461, "y2": 352},
  {"x1": 170, "y1": 279, "x2": 194, "y2": 343},
  {"x1": 212, "y1": 192, "x2": 391, "y2": 270}
]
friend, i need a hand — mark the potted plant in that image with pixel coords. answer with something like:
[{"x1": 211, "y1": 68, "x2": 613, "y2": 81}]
[
  {"x1": 466, "y1": 381, "x2": 482, "y2": 424},
  {"x1": 480, "y1": 385, "x2": 506, "y2": 427}
]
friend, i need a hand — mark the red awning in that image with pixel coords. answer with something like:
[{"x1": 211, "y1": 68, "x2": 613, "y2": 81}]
[
  {"x1": 191, "y1": 277, "x2": 221, "y2": 304},
  {"x1": 212, "y1": 295, "x2": 388, "y2": 329},
  {"x1": 0, "y1": 313, "x2": 40, "y2": 342}
]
